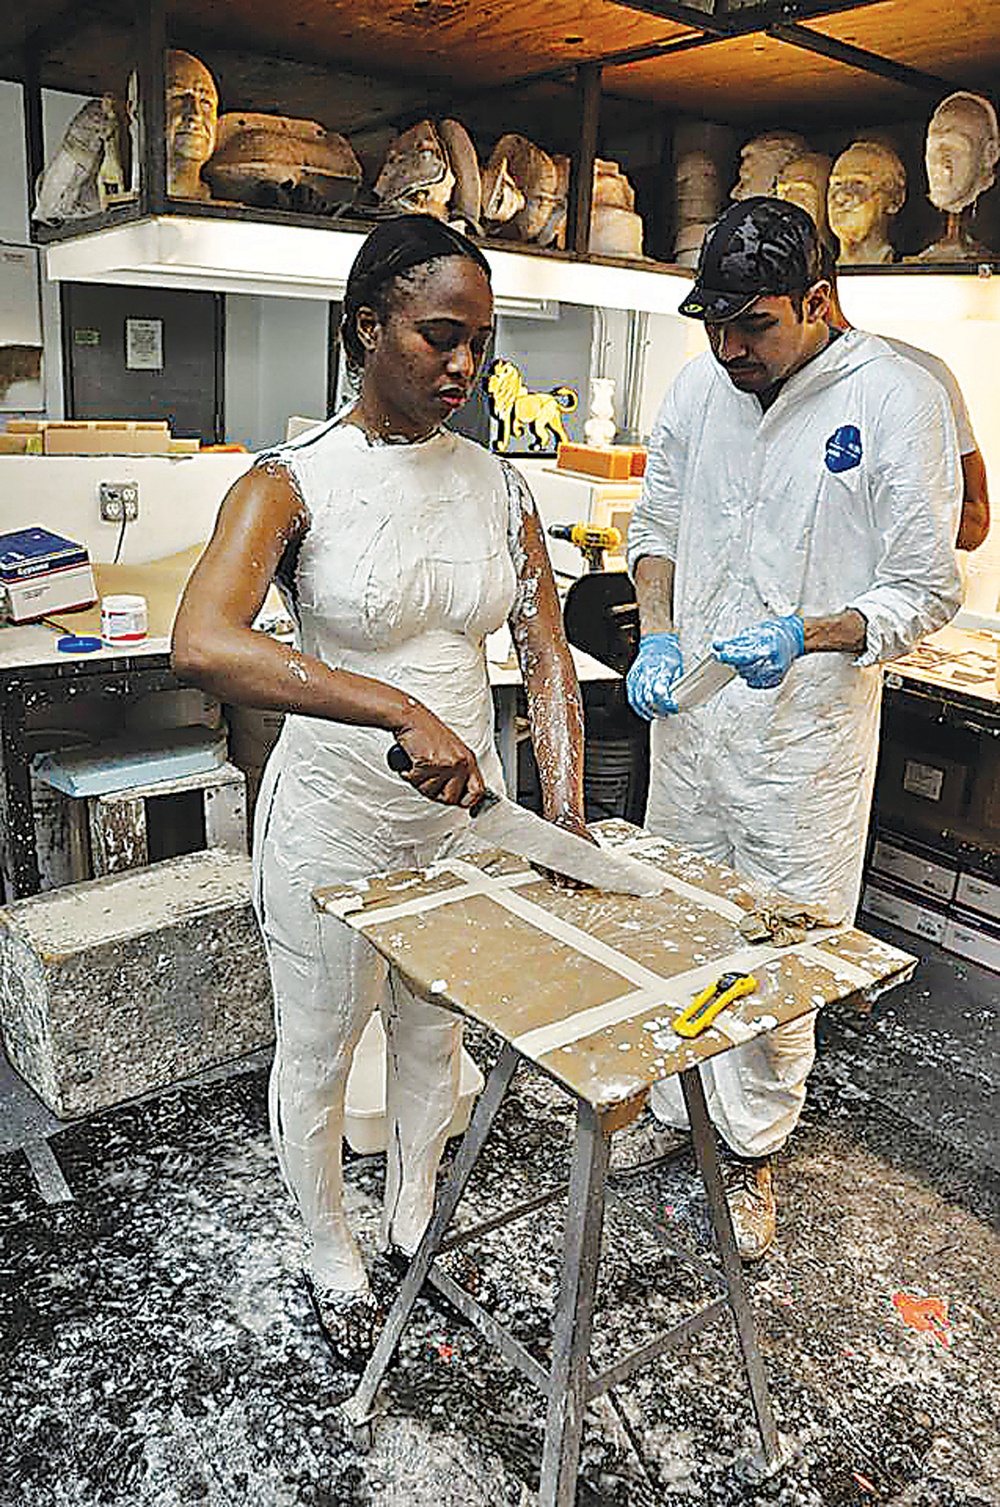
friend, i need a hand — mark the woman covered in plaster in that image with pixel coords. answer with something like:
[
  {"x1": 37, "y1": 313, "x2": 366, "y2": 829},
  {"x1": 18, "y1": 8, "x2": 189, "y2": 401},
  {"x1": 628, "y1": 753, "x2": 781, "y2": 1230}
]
[{"x1": 171, "y1": 215, "x2": 589, "y2": 1358}]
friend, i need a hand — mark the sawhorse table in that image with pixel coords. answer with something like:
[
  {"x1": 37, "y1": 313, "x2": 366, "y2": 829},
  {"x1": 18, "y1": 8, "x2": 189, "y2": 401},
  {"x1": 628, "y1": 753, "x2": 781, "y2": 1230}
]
[{"x1": 315, "y1": 822, "x2": 915, "y2": 1505}]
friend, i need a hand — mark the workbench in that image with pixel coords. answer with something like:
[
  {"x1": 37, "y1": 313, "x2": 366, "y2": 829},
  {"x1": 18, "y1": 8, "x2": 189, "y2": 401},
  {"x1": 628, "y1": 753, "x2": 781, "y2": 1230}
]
[
  {"x1": 314, "y1": 822, "x2": 915, "y2": 1506},
  {"x1": 0, "y1": 553, "x2": 615, "y2": 901},
  {"x1": 864, "y1": 623, "x2": 1000, "y2": 967}
]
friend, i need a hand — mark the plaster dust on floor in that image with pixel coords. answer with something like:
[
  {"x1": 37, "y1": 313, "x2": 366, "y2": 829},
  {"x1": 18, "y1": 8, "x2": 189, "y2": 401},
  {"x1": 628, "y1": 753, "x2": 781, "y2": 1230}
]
[{"x1": 0, "y1": 912, "x2": 998, "y2": 1507}]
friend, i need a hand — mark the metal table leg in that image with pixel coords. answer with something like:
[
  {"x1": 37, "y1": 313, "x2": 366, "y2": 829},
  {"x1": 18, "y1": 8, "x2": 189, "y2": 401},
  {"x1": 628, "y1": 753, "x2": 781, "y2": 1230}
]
[
  {"x1": 680, "y1": 1065, "x2": 782, "y2": 1467},
  {"x1": 0, "y1": 684, "x2": 39, "y2": 899},
  {"x1": 343, "y1": 1042, "x2": 520, "y2": 1426},
  {"x1": 538, "y1": 1098, "x2": 609, "y2": 1507}
]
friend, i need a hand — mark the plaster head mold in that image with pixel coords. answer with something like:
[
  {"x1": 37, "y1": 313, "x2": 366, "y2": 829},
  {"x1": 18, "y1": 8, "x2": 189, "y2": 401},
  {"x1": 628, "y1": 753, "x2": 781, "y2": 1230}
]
[
  {"x1": 911, "y1": 91, "x2": 1000, "y2": 261},
  {"x1": 33, "y1": 95, "x2": 125, "y2": 225},
  {"x1": 731, "y1": 131, "x2": 809, "y2": 200},
  {"x1": 165, "y1": 49, "x2": 218, "y2": 199},
  {"x1": 926, "y1": 91, "x2": 1000, "y2": 213},
  {"x1": 828, "y1": 140, "x2": 906, "y2": 264},
  {"x1": 374, "y1": 119, "x2": 481, "y2": 230},
  {"x1": 775, "y1": 151, "x2": 834, "y2": 246},
  {"x1": 204, "y1": 114, "x2": 362, "y2": 213},
  {"x1": 481, "y1": 134, "x2": 569, "y2": 247}
]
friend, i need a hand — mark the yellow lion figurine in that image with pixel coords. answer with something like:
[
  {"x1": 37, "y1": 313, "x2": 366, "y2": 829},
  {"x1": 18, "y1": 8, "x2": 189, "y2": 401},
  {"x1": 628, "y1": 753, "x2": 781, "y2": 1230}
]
[{"x1": 486, "y1": 358, "x2": 578, "y2": 451}]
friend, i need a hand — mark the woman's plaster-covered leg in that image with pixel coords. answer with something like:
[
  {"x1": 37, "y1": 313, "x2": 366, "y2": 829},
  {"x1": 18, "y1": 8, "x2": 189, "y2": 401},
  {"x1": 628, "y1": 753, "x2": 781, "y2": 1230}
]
[
  {"x1": 265, "y1": 913, "x2": 389, "y2": 1295},
  {"x1": 380, "y1": 972, "x2": 462, "y2": 1256}
]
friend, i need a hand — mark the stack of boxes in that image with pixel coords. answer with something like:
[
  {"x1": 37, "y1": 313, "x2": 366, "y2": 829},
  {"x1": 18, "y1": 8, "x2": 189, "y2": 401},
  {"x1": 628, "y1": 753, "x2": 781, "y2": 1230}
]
[{"x1": 0, "y1": 420, "x2": 200, "y2": 455}]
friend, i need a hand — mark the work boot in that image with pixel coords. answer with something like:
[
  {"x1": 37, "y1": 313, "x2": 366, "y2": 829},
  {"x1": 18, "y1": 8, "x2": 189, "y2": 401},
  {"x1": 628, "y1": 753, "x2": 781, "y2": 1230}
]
[
  {"x1": 609, "y1": 1107, "x2": 689, "y2": 1172},
  {"x1": 722, "y1": 1156, "x2": 776, "y2": 1262}
]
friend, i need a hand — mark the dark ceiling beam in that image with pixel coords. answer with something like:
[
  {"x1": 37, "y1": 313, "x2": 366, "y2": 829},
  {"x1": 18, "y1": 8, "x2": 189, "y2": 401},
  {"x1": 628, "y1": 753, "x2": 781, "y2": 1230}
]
[
  {"x1": 606, "y1": 0, "x2": 884, "y2": 39},
  {"x1": 768, "y1": 23, "x2": 958, "y2": 94}
]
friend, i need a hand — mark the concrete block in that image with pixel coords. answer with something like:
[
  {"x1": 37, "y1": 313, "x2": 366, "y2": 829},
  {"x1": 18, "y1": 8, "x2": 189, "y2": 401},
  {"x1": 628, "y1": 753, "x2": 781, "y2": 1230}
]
[{"x1": 0, "y1": 849, "x2": 274, "y2": 1118}]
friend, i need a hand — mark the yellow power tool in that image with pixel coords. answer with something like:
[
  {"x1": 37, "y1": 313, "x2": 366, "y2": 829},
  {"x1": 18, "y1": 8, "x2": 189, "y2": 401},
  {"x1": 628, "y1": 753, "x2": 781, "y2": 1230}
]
[{"x1": 548, "y1": 522, "x2": 622, "y2": 573}]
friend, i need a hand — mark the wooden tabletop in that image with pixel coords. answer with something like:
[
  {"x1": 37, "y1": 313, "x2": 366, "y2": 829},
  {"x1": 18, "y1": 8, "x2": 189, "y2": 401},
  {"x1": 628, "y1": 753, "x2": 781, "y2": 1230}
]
[
  {"x1": 314, "y1": 820, "x2": 916, "y2": 1113},
  {"x1": 886, "y1": 624, "x2": 1000, "y2": 712}
]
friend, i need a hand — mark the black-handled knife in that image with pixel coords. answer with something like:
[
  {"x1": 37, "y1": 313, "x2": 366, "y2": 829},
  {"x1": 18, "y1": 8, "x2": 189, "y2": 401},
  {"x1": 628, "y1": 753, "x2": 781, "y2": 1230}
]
[{"x1": 386, "y1": 743, "x2": 499, "y2": 817}]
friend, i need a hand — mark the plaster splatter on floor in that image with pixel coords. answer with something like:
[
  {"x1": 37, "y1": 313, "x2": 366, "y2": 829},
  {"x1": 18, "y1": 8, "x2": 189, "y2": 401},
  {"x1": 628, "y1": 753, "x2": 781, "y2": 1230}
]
[{"x1": 1, "y1": 918, "x2": 998, "y2": 1507}]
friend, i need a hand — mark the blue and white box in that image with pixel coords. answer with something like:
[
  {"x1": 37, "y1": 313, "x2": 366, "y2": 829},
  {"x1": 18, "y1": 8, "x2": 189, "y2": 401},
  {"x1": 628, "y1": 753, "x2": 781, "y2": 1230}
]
[{"x1": 0, "y1": 527, "x2": 97, "y2": 623}]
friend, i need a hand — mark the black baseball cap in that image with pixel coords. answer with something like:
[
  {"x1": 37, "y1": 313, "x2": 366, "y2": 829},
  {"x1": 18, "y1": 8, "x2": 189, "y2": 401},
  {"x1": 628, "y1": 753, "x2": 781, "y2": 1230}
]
[{"x1": 679, "y1": 196, "x2": 821, "y2": 323}]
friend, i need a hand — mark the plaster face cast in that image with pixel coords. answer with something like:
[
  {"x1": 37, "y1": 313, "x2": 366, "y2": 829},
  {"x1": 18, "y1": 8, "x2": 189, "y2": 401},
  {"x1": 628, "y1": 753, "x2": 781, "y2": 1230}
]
[
  {"x1": 731, "y1": 132, "x2": 809, "y2": 200},
  {"x1": 925, "y1": 91, "x2": 1000, "y2": 213},
  {"x1": 828, "y1": 141, "x2": 906, "y2": 264},
  {"x1": 775, "y1": 152, "x2": 834, "y2": 246},
  {"x1": 166, "y1": 49, "x2": 218, "y2": 199}
]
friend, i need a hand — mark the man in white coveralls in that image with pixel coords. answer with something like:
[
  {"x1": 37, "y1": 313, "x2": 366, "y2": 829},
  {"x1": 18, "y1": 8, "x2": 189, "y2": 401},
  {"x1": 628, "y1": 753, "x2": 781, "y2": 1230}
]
[{"x1": 625, "y1": 197, "x2": 962, "y2": 1260}]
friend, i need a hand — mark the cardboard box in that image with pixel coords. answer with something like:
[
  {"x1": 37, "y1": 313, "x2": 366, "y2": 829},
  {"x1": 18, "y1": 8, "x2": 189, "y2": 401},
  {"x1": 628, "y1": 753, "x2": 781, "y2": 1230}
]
[
  {"x1": 557, "y1": 443, "x2": 634, "y2": 480},
  {"x1": 44, "y1": 421, "x2": 173, "y2": 455}
]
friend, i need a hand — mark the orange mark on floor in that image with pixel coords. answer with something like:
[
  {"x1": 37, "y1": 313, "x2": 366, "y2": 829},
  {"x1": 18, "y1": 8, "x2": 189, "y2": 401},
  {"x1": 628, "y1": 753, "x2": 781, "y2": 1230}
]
[{"x1": 891, "y1": 1291, "x2": 951, "y2": 1347}]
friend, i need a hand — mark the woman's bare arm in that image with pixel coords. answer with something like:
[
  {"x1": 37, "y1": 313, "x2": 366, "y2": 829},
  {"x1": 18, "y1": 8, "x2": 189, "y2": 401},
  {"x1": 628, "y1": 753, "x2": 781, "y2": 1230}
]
[{"x1": 171, "y1": 463, "x2": 486, "y2": 806}]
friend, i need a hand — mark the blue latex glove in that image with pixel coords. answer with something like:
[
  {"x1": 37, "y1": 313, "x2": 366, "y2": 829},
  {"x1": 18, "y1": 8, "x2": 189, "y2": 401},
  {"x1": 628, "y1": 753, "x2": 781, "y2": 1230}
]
[
  {"x1": 626, "y1": 631, "x2": 684, "y2": 719},
  {"x1": 712, "y1": 614, "x2": 805, "y2": 690}
]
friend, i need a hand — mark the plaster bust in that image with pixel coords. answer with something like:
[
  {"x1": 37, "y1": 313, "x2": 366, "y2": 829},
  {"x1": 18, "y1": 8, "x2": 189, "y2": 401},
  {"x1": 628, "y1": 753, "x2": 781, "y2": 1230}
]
[
  {"x1": 166, "y1": 49, "x2": 218, "y2": 199},
  {"x1": 731, "y1": 131, "x2": 809, "y2": 200},
  {"x1": 925, "y1": 91, "x2": 999, "y2": 214},
  {"x1": 775, "y1": 151, "x2": 834, "y2": 246},
  {"x1": 827, "y1": 140, "x2": 906, "y2": 264}
]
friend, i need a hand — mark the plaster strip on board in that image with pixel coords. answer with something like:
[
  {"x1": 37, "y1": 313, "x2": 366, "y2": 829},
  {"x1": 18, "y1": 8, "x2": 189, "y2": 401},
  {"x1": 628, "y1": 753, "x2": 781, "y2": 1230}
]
[
  {"x1": 513, "y1": 928, "x2": 874, "y2": 1059},
  {"x1": 316, "y1": 863, "x2": 540, "y2": 924}
]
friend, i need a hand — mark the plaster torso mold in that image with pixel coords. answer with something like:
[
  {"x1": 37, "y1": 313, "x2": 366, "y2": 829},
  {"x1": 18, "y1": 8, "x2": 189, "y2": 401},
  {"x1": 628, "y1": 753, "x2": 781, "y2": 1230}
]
[
  {"x1": 33, "y1": 96, "x2": 125, "y2": 225},
  {"x1": 258, "y1": 420, "x2": 520, "y2": 848}
]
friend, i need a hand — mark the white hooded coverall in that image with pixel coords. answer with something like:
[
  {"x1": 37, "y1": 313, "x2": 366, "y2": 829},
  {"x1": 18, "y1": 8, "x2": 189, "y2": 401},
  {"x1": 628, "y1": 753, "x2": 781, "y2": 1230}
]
[
  {"x1": 252, "y1": 419, "x2": 530, "y2": 1293},
  {"x1": 628, "y1": 331, "x2": 962, "y2": 1156}
]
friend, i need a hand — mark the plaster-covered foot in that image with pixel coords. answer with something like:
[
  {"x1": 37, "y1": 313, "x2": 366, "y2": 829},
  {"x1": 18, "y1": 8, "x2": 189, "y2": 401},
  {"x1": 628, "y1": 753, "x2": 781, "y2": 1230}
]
[
  {"x1": 302, "y1": 1270, "x2": 382, "y2": 1366},
  {"x1": 609, "y1": 1108, "x2": 689, "y2": 1172},
  {"x1": 722, "y1": 1157, "x2": 776, "y2": 1262}
]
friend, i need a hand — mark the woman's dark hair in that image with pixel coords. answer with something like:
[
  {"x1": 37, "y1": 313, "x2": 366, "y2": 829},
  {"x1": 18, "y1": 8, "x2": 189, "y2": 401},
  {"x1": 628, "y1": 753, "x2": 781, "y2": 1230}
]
[{"x1": 340, "y1": 214, "x2": 492, "y2": 372}]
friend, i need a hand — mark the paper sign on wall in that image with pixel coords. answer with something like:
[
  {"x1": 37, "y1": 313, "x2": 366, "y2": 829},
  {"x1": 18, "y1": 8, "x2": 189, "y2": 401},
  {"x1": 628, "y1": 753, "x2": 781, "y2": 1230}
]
[{"x1": 125, "y1": 317, "x2": 163, "y2": 371}]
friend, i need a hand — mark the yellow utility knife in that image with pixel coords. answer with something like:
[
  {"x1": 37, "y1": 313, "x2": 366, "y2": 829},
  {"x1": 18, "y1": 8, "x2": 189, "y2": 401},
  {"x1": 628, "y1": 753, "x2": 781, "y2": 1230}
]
[{"x1": 673, "y1": 971, "x2": 757, "y2": 1038}]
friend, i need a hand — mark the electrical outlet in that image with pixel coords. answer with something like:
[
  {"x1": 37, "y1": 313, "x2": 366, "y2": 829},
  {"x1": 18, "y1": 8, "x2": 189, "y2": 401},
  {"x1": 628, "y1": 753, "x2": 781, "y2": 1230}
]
[{"x1": 99, "y1": 481, "x2": 139, "y2": 522}]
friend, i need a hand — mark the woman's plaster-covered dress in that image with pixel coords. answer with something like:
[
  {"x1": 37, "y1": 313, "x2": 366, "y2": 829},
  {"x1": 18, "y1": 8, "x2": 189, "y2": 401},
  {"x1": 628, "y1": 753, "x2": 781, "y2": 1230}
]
[{"x1": 251, "y1": 419, "x2": 529, "y2": 1294}]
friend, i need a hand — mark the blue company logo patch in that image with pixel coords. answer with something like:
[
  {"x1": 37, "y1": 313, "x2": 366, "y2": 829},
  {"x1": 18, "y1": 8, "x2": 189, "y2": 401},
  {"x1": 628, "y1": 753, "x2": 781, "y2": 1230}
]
[{"x1": 825, "y1": 424, "x2": 863, "y2": 473}]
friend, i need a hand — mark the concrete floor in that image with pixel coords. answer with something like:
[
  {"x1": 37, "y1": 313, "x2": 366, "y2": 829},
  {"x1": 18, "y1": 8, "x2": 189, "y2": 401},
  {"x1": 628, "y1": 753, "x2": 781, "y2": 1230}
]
[{"x1": 0, "y1": 915, "x2": 997, "y2": 1507}]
